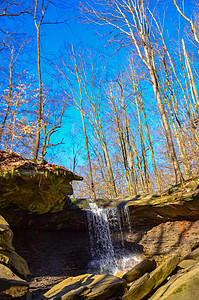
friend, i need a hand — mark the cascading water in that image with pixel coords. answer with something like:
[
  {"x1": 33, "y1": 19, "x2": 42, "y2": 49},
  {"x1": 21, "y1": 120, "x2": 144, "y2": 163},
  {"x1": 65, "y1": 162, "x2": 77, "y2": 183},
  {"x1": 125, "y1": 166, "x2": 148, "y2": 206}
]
[{"x1": 86, "y1": 199, "x2": 140, "y2": 274}]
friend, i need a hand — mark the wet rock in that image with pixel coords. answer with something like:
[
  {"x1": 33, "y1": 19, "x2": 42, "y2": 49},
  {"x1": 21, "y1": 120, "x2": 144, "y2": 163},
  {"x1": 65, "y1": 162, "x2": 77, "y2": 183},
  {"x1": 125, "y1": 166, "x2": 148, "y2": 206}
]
[
  {"x1": 38, "y1": 273, "x2": 127, "y2": 300},
  {"x1": 115, "y1": 270, "x2": 127, "y2": 278},
  {"x1": 0, "y1": 263, "x2": 29, "y2": 299},
  {"x1": 122, "y1": 258, "x2": 156, "y2": 283}
]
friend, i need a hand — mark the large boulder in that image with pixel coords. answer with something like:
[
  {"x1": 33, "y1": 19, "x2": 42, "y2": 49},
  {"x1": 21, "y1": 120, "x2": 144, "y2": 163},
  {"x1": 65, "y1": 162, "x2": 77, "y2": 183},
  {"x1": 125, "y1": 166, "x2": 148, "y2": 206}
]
[
  {"x1": 122, "y1": 273, "x2": 152, "y2": 300},
  {"x1": 122, "y1": 255, "x2": 180, "y2": 300},
  {"x1": 149, "y1": 255, "x2": 179, "y2": 290},
  {"x1": 149, "y1": 262, "x2": 199, "y2": 300},
  {"x1": 39, "y1": 273, "x2": 127, "y2": 300},
  {"x1": 123, "y1": 258, "x2": 156, "y2": 283},
  {"x1": 0, "y1": 215, "x2": 30, "y2": 279},
  {"x1": 0, "y1": 263, "x2": 29, "y2": 299},
  {"x1": 0, "y1": 150, "x2": 83, "y2": 214}
]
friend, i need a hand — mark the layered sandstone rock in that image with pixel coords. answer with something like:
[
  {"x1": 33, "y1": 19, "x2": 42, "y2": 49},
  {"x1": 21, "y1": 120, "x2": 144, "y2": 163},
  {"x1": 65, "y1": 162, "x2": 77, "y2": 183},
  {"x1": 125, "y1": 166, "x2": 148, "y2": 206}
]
[
  {"x1": 122, "y1": 176, "x2": 199, "y2": 225},
  {"x1": 0, "y1": 150, "x2": 83, "y2": 214},
  {"x1": 123, "y1": 258, "x2": 156, "y2": 283},
  {"x1": 120, "y1": 244, "x2": 199, "y2": 300},
  {"x1": 132, "y1": 220, "x2": 199, "y2": 263},
  {"x1": 122, "y1": 255, "x2": 180, "y2": 300},
  {"x1": 39, "y1": 247, "x2": 199, "y2": 300},
  {"x1": 0, "y1": 215, "x2": 29, "y2": 279},
  {"x1": 0, "y1": 215, "x2": 30, "y2": 299},
  {"x1": 150, "y1": 262, "x2": 199, "y2": 299},
  {"x1": 39, "y1": 273, "x2": 127, "y2": 300},
  {"x1": 0, "y1": 264, "x2": 29, "y2": 299}
]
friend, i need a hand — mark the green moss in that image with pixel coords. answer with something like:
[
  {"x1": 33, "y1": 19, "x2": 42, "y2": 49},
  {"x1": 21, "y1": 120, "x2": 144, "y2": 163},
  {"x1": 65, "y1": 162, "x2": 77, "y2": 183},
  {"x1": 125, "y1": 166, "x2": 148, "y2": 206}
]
[
  {"x1": 173, "y1": 283, "x2": 187, "y2": 294},
  {"x1": 71, "y1": 198, "x2": 90, "y2": 209},
  {"x1": 0, "y1": 172, "x2": 73, "y2": 214}
]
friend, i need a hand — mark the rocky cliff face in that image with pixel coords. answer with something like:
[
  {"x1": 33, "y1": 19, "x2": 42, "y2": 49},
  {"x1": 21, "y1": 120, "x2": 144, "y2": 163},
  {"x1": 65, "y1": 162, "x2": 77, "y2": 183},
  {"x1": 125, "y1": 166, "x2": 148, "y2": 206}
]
[
  {"x1": 0, "y1": 215, "x2": 30, "y2": 298},
  {"x1": 125, "y1": 177, "x2": 199, "y2": 262},
  {"x1": 127, "y1": 177, "x2": 199, "y2": 225},
  {"x1": 7, "y1": 176, "x2": 199, "y2": 296},
  {"x1": 1, "y1": 150, "x2": 199, "y2": 298},
  {"x1": 0, "y1": 150, "x2": 83, "y2": 214}
]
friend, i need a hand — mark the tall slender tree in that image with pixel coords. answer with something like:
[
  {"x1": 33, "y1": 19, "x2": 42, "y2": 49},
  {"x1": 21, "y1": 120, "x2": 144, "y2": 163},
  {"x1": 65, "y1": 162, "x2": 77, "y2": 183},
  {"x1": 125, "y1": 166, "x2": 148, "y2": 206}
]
[
  {"x1": 82, "y1": 0, "x2": 184, "y2": 184},
  {"x1": 33, "y1": 0, "x2": 50, "y2": 159}
]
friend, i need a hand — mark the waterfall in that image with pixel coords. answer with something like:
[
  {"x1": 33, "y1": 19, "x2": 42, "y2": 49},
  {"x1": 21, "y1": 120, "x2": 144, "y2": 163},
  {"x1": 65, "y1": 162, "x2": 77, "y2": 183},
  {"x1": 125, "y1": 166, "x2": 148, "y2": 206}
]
[{"x1": 86, "y1": 199, "x2": 140, "y2": 274}]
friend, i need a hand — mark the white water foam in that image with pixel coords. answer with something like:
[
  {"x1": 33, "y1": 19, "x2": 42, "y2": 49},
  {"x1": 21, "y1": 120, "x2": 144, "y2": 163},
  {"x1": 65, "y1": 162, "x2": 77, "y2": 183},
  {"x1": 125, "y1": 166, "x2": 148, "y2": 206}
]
[{"x1": 86, "y1": 199, "x2": 140, "y2": 274}]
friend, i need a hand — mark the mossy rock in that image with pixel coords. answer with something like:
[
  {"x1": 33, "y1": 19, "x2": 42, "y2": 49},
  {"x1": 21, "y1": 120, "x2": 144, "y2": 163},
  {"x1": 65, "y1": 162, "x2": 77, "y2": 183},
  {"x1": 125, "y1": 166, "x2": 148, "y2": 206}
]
[
  {"x1": 178, "y1": 259, "x2": 198, "y2": 269},
  {"x1": 122, "y1": 255, "x2": 180, "y2": 300},
  {"x1": 122, "y1": 273, "x2": 151, "y2": 300},
  {"x1": 71, "y1": 198, "x2": 91, "y2": 210},
  {"x1": 0, "y1": 174, "x2": 73, "y2": 214},
  {"x1": 0, "y1": 249, "x2": 30, "y2": 280},
  {"x1": 0, "y1": 150, "x2": 83, "y2": 214},
  {"x1": 149, "y1": 262, "x2": 199, "y2": 299}
]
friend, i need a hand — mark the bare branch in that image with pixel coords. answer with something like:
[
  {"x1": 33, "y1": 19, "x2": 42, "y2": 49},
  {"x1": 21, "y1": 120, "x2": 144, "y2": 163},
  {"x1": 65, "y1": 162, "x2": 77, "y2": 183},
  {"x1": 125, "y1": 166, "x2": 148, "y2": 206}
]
[{"x1": 173, "y1": 0, "x2": 199, "y2": 45}]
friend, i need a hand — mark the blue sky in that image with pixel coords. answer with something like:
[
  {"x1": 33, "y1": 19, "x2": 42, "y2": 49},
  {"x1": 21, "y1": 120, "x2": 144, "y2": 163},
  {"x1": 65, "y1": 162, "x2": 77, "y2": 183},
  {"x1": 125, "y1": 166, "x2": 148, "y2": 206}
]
[
  {"x1": 1, "y1": 0, "x2": 198, "y2": 169},
  {"x1": 32, "y1": 0, "x2": 199, "y2": 167}
]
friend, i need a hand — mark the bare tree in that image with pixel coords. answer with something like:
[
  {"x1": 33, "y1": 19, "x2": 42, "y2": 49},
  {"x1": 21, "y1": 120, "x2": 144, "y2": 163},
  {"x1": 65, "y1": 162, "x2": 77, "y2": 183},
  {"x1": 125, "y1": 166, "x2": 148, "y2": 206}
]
[
  {"x1": 69, "y1": 125, "x2": 82, "y2": 173},
  {"x1": 82, "y1": 0, "x2": 183, "y2": 184},
  {"x1": 131, "y1": 76, "x2": 151, "y2": 193},
  {"x1": 0, "y1": 1, "x2": 32, "y2": 51},
  {"x1": 116, "y1": 77, "x2": 139, "y2": 195},
  {"x1": 32, "y1": 0, "x2": 71, "y2": 159},
  {"x1": 3, "y1": 83, "x2": 36, "y2": 156},
  {"x1": 0, "y1": 1, "x2": 31, "y2": 17},
  {"x1": 65, "y1": 50, "x2": 118, "y2": 198},
  {"x1": 106, "y1": 82, "x2": 133, "y2": 196},
  {"x1": 33, "y1": 0, "x2": 50, "y2": 159},
  {"x1": 59, "y1": 48, "x2": 97, "y2": 198},
  {"x1": 173, "y1": 0, "x2": 199, "y2": 45},
  {"x1": 40, "y1": 92, "x2": 67, "y2": 158},
  {"x1": 0, "y1": 41, "x2": 26, "y2": 143}
]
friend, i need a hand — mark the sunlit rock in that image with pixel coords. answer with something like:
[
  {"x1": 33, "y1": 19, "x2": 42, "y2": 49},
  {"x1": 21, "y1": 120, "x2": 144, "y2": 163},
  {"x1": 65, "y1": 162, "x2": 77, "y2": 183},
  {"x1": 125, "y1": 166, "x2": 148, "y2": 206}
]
[
  {"x1": 40, "y1": 273, "x2": 127, "y2": 300},
  {"x1": 0, "y1": 263, "x2": 29, "y2": 299},
  {"x1": 149, "y1": 262, "x2": 199, "y2": 300},
  {"x1": 122, "y1": 258, "x2": 156, "y2": 283},
  {"x1": 0, "y1": 150, "x2": 83, "y2": 214},
  {"x1": 122, "y1": 255, "x2": 179, "y2": 300}
]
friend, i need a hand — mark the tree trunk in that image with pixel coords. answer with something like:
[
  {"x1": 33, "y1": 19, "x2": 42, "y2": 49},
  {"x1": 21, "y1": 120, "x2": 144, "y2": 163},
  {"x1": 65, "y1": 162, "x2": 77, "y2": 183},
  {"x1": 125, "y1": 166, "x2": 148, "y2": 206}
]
[
  {"x1": 0, "y1": 63, "x2": 13, "y2": 142},
  {"x1": 149, "y1": 66, "x2": 184, "y2": 184},
  {"x1": 34, "y1": 27, "x2": 42, "y2": 159}
]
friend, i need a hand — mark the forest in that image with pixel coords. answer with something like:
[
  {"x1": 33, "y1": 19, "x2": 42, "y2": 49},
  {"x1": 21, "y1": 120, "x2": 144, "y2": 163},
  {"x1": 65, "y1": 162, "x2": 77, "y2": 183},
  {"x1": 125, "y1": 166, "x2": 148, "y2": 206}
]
[{"x1": 0, "y1": 0, "x2": 199, "y2": 199}]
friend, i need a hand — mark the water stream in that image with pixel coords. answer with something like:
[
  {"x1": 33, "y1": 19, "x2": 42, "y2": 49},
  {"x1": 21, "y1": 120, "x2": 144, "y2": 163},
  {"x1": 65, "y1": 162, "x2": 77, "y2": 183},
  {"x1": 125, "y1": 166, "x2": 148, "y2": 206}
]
[{"x1": 86, "y1": 199, "x2": 140, "y2": 274}]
